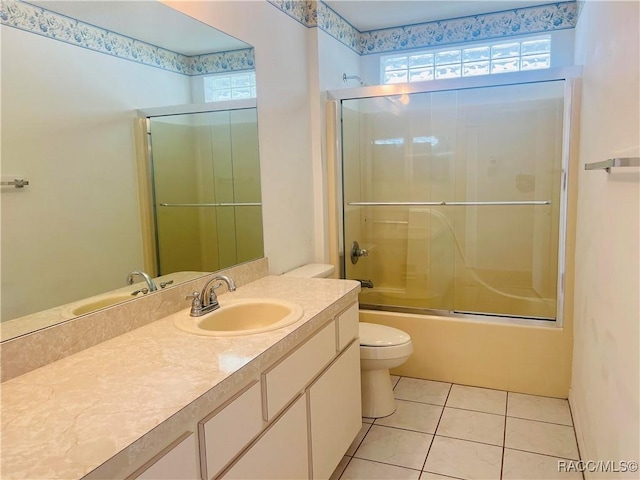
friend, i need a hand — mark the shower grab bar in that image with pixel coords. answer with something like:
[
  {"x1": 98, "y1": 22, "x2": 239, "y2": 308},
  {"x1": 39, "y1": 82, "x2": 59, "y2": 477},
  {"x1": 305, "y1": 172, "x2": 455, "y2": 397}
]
[
  {"x1": 584, "y1": 157, "x2": 640, "y2": 173},
  {"x1": 348, "y1": 200, "x2": 551, "y2": 207},
  {"x1": 364, "y1": 218, "x2": 409, "y2": 225},
  {"x1": 160, "y1": 202, "x2": 262, "y2": 207}
]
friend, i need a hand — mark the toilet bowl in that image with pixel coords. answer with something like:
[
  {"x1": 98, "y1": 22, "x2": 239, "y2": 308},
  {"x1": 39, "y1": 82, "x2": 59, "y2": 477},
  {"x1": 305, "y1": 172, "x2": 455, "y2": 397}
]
[
  {"x1": 282, "y1": 265, "x2": 413, "y2": 418},
  {"x1": 359, "y1": 322, "x2": 413, "y2": 418}
]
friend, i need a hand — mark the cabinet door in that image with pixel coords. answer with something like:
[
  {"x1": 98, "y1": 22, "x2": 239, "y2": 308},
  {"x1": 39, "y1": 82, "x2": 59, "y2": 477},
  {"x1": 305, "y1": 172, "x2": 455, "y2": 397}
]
[
  {"x1": 222, "y1": 395, "x2": 309, "y2": 480},
  {"x1": 309, "y1": 341, "x2": 361, "y2": 480},
  {"x1": 199, "y1": 382, "x2": 263, "y2": 480},
  {"x1": 131, "y1": 432, "x2": 198, "y2": 480}
]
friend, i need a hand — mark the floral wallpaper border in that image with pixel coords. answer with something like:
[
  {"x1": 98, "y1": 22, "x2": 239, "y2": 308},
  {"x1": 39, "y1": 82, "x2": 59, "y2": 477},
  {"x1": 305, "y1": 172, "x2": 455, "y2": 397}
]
[
  {"x1": 267, "y1": 0, "x2": 578, "y2": 55},
  {"x1": 1, "y1": 0, "x2": 255, "y2": 76}
]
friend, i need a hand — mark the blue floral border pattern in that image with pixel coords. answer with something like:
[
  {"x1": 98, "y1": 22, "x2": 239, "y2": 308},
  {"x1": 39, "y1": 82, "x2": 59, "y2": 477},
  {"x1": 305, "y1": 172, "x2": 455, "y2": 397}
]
[
  {"x1": 316, "y1": 2, "x2": 360, "y2": 53},
  {"x1": 1, "y1": 0, "x2": 255, "y2": 76},
  {"x1": 359, "y1": 2, "x2": 578, "y2": 55},
  {"x1": 267, "y1": 0, "x2": 577, "y2": 55}
]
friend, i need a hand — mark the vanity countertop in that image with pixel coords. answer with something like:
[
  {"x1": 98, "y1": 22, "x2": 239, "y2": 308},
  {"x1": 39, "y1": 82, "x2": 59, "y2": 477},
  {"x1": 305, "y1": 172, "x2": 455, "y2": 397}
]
[{"x1": 0, "y1": 275, "x2": 360, "y2": 479}]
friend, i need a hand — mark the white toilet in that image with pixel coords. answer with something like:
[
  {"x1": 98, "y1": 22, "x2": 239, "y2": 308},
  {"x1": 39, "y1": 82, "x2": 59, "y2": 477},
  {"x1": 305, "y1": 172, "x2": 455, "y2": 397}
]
[
  {"x1": 359, "y1": 323, "x2": 413, "y2": 418},
  {"x1": 283, "y1": 264, "x2": 413, "y2": 418}
]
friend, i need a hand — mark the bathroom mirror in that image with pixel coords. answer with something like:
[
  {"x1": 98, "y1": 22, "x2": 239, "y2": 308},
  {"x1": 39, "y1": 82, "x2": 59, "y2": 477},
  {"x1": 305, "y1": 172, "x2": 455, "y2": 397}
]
[{"x1": 0, "y1": 0, "x2": 263, "y2": 339}]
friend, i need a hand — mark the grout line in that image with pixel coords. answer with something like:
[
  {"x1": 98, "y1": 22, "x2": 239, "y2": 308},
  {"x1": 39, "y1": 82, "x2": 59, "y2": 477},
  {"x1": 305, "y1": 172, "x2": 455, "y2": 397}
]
[
  {"x1": 421, "y1": 382, "x2": 453, "y2": 471},
  {"x1": 350, "y1": 455, "x2": 422, "y2": 473},
  {"x1": 500, "y1": 392, "x2": 509, "y2": 479},
  {"x1": 507, "y1": 414, "x2": 575, "y2": 428},
  {"x1": 433, "y1": 434, "x2": 504, "y2": 449},
  {"x1": 394, "y1": 397, "x2": 447, "y2": 408},
  {"x1": 565, "y1": 399, "x2": 585, "y2": 480},
  {"x1": 443, "y1": 405, "x2": 507, "y2": 418},
  {"x1": 370, "y1": 422, "x2": 438, "y2": 436},
  {"x1": 504, "y1": 446, "x2": 581, "y2": 462},
  {"x1": 422, "y1": 470, "x2": 465, "y2": 480},
  {"x1": 349, "y1": 422, "x2": 373, "y2": 457}
]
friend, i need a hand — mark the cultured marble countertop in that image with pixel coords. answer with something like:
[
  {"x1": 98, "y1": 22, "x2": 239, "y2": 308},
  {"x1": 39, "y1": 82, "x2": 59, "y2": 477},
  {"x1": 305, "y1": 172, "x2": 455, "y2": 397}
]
[{"x1": 0, "y1": 276, "x2": 360, "y2": 479}]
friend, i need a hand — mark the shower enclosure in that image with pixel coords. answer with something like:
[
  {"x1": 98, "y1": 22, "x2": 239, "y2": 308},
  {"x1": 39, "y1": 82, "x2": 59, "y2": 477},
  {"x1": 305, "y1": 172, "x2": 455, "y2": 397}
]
[
  {"x1": 141, "y1": 104, "x2": 263, "y2": 276},
  {"x1": 334, "y1": 71, "x2": 576, "y2": 323}
]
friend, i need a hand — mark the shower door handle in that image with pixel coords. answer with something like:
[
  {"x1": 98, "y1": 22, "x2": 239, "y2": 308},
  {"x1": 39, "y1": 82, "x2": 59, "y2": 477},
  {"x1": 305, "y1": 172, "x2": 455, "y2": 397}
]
[{"x1": 350, "y1": 241, "x2": 368, "y2": 264}]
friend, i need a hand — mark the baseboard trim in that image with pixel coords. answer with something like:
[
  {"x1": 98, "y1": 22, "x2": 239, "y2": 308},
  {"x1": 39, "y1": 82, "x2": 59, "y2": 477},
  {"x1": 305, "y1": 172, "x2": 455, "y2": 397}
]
[{"x1": 568, "y1": 387, "x2": 592, "y2": 478}]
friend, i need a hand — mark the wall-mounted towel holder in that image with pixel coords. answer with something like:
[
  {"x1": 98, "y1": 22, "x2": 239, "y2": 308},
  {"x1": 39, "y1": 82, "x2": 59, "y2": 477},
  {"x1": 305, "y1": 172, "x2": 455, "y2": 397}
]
[
  {"x1": 1, "y1": 178, "x2": 29, "y2": 189},
  {"x1": 585, "y1": 157, "x2": 640, "y2": 173}
]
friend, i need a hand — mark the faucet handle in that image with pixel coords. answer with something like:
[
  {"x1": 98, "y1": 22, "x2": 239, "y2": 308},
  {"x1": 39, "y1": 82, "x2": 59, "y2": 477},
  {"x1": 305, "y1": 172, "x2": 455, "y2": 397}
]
[{"x1": 185, "y1": 291, "x2": 203, "y2": 317}]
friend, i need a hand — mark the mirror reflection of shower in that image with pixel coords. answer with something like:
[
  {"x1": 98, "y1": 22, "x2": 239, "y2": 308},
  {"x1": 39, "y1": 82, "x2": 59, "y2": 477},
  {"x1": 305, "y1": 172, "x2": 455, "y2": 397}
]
[{"x1": 143, "y1": 105, "x2": 264, "y2": 277}]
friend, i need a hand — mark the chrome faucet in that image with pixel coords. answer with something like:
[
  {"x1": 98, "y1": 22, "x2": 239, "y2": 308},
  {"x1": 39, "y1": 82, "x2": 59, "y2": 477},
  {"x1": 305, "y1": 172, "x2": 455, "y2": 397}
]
[
  {"x1": 126, "y1": 271, "x2": 158, "y2": 292},
  {"x1": 186, "y1": 275, "x2": 237, "y2": 317}
]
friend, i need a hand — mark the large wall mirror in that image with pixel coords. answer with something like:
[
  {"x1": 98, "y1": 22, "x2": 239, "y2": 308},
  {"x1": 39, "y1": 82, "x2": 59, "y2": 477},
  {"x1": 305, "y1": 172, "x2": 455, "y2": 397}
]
[{"x1": 1, "y1": 0, "x2": 263, "y2": 340}]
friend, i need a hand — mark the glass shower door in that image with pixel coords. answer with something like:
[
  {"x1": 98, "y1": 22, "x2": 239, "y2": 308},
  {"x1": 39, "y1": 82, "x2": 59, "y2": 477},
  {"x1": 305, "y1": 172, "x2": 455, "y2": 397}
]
[{"x1": 341, "y1": 80, "x2": 565, "y2": 320}]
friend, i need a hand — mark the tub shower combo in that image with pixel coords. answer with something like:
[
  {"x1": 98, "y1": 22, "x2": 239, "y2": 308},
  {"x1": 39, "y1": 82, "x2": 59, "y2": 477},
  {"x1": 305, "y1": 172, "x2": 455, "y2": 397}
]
[{"x1": 332, "y1": 69, "x2": 579, "y2": 326}]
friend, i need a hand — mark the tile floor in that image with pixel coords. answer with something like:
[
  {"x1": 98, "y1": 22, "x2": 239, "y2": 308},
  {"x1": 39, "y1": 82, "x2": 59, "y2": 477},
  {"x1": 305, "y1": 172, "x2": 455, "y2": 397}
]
[{"x1": 331, "y1": 376, "x2": 583, "y2": 480}]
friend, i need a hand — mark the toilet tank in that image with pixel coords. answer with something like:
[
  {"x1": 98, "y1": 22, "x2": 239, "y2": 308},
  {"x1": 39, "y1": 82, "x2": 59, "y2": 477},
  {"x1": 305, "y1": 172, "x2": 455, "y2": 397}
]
[{"x1": 283, "y1": 264, "x2": 335, "y2": 278}]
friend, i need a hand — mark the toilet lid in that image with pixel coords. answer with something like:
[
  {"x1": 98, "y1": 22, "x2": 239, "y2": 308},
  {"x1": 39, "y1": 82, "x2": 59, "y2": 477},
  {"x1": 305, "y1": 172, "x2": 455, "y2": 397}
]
[{"x1": 359, "y1": 322, "x2": 411, "y2": 347}]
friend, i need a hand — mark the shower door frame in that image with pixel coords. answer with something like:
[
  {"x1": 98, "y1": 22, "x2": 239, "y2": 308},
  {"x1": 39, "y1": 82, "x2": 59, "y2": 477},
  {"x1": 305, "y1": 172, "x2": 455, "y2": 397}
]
[{"x1": 328, "y1": 66, "x2": 582, "y2": 328}]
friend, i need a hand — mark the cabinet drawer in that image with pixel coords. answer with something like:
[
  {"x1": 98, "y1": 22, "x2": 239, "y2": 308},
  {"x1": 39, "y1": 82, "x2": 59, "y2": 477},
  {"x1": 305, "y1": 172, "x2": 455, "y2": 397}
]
[
  {"x1": 131, "y1": 432, "x2": 198, "y2": 480},
  {"x1": 222, "y1": 395, "x2": 309, "y2": 480},
  {"x1": 199, "y1": 382, "x2": 263, "y2": 480},
  {"x1": 336, "y1": 303, "x2": 359, "y2": 351},
  {"x1": 263, "y1": 321, "x2": 336, "y2": 420}
]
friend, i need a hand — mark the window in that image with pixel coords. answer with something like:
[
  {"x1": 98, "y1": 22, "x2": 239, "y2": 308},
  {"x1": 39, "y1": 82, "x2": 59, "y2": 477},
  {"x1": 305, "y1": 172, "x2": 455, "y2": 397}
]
[
  {"x1": 204, "y1": 71, "x2": 256, "y2": 102},
  {"x1": 381, "y1": 37, "x2": 551, "y2": 84}
]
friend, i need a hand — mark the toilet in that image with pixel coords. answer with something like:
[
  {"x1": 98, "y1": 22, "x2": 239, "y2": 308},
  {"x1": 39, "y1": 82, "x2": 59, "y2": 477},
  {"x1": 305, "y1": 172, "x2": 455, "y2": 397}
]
[
  {"x1": 359, "y1": 322, "x2": 413, "y2": 417},
  {"x1": 283, "y1": 264, "x2": 413, "y2": 418}
]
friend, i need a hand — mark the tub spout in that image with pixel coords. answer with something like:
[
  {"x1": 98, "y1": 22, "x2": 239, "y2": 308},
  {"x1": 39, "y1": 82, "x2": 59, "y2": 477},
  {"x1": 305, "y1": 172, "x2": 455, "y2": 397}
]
[{"x1": 356, "y1": 279, "x2": 374, "y2": 288}]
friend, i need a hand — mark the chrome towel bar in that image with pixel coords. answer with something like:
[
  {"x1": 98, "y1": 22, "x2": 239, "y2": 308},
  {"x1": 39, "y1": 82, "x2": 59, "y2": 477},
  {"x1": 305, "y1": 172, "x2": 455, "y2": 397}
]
[
  {"x1": 160, "y1": 202, "x2": 261, "y2": 207},
  {"x1": 348, "y1": 200, "x2": 551, "y2": 207},
  {"x1": 584, "y1": 157, "x2": 640, "y2": 173}
]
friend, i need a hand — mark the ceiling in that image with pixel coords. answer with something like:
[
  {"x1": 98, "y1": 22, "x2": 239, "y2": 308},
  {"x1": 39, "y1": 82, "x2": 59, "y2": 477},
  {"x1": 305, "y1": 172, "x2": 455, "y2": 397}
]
[
  {"x1": 324, "y1": 0, "x2": 559, "y2": 31},
  {"x1": 29, "y1": 1, "x2": 251, "y2": 55}
]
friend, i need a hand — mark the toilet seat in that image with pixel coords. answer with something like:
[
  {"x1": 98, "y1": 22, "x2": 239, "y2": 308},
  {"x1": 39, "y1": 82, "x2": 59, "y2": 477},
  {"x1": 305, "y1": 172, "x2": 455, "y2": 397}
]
[{"x1": 359, "y1": 322, "x2": 411, "y2": 347}]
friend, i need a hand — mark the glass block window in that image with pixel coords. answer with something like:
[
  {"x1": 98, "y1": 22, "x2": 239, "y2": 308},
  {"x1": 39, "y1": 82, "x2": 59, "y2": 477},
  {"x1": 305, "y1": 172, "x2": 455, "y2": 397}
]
[
  {"x1": 381, "y1": 36, "x2": 551, "y2": 84},
  {"x1": 204, "y1": 71, "x2": 256, "y2": 102}
]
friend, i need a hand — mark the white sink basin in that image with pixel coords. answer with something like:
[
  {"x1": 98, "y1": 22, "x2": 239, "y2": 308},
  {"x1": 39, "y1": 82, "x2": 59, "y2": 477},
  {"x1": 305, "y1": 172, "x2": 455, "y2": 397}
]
[
  {"x1": 173, "y1": 298, "x2": 304, "y2": 337},
  {"x1": 71, "y1": 295, "x2": 133, "y2": 315}
]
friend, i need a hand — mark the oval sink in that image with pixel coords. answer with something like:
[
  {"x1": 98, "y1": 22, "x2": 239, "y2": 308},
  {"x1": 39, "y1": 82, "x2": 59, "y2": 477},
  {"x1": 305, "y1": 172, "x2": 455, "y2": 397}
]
[
  {"x1": 71, "y1": 295, "x2": 133, "y2": 316},
  {"x1": 173, "y1": 298, "x2": 304, "y2": 337}
]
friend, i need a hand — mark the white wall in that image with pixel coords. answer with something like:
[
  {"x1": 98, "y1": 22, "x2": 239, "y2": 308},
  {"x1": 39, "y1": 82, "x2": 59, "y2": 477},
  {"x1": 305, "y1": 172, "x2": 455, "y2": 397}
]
[
  {"x1": 164, "y1": 0, "x2": 316, "y2": 275},
  {"x1": 571, "y1": 1, "x2": 640, "y2": 475},
  {"x1": 1, "y1": 26, "x2": 191, "y2": 320}
]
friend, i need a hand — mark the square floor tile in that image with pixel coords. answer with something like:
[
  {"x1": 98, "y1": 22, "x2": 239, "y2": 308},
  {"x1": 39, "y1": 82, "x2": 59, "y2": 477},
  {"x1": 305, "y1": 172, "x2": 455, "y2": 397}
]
[
  {"x1": 423, "y1": 436, "x2": 502, "y2": 480},
  {"x1": 446, "y1": 385, "x2": 507, "y2": 415},
  {"x1": 347, "y1": 423, "x2": 373, "y2": 456},
  {"x1": 391, "y1": 375, "x2": 401, "y2": 388},
  {"x1": 330, "y1": 456, "x2": 351, "y2": 480},
  {"x1": 436, "y1": 407, "x2": 505, "y2": 446},
  {"x1": 507, "y1": 392, "x2": 573, "y2": 426},
  {"x1": 502, "y1": 448, "x2": 583, "y2": 479},
  {"x1": 376, "y1": 400, "x2": 443, "y2": 434},
  {"x1": 505, "y1": 417, "x2": 580, "y2": 460},
  {"x1": 394, "y1": 378, "x2": 451, "y2": 406},
  {"x1": 354, "y1": 425, "x2": 433, "y2": 470},
  {"x1": 341, "y1": 458, "x2": 420, "y2": 479}
]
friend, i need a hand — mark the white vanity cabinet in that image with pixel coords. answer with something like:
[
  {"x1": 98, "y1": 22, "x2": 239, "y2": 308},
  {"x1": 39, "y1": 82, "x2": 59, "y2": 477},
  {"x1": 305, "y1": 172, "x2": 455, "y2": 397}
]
[
  {"x1": 130, "y1": 432, "x2": 199, "y2": 480},
  {"x1": 309, "y1": 341, "x2": 361, "y2": 480},
  {"x1": 125, "y1": 302, "x2": 361, "y2": 480},
  {"x1": 221, "y1": 395, "x2": 309, "y2": 480}
]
